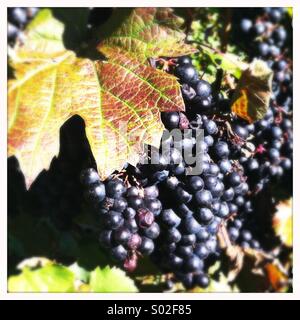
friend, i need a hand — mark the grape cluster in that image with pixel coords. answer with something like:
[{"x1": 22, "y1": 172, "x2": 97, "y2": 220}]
[
  {"x1": 227, "y1": 8, "x2": 293, "y2": 248},
  {"x1": 79, "y1": 48, "x2": 272, "y2": 288},
  {"x1": 80, "y1": 168, "x2": 164, "y2": 272},
  {"x1": 146, "y1": 61, "x2": 253, "y2": 288},
  {"x1": 236, "y1": 8, "x2": 291, "y2": 61},
  {"x1": 232, "y1": 10, "x2": 292, "y2": 188},
  {"x1": 8, "y1": 8, "x2": 39, "y2": 45},
  {"x1": 80, "y1": 57, "x2": 254, "y2": 288},
  {"x1": 175, "y1": 56, "x2": 217, "y2": 114}
]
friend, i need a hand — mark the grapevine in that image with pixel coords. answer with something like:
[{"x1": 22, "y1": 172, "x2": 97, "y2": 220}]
[{"x1": 8, "y1": 7, "x2": 292, "y2": 293}]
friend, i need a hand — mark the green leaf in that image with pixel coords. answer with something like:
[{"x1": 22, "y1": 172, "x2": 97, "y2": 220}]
[
  {"x1": 287, "y1": 7, "x2": 293, "y2": 18},
  {"x1": 89, "y1": 266, "x2": 138, "y2": 292},
  {"x1": 68, "y1": 263, "x2": 90, "y2": 283},
  {"x1": 200, "y1": 45, "x2": 248, "y2": 78},
  {"x1": 98, "y1": 8, "x2": 197, "y2": 62},
  {"x1": 8, "y1": 264, "x2": 75, "y2": 292},
  {"x1": 21, "y1": 9, "x2": 65, "y2": 56},
  {"x1": 273, "y1": 199, "x2": 293, "y2": 247}
]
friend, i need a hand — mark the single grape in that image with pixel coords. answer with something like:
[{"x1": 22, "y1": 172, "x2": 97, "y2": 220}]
[
  {"x1": 113, "y1": 227, "x2": 131, "y2": 245},
  {"x1": 161, "y1": 209, "x2": 181, "y2": 227},
  {"x1": 80, "y1": 168, "x2": 100, "y2": 186},
  {"x1": 166, "y1": 228, "x2": 182, "y2": 243},
  {"x1": 195, "y1": 189, "x2": 213, "y2": 206},
  {"x1": 111, "y1": 244, "x2": 127, "y2": 261},
  {"x1": 185, "y1": 255, "x2": 204, "y2": 272},
  {"x1": 194, "y1": 243, "x2": 209, "y2": 259},
  {"x1": 161, "y1": 112, "x2": 180, "y2": 130},
  {"x1": 176, "y1": 245, "x2": 194, "y2": 259},
  {"x1": 104, "y1": 211, "x2": 124, "y2": 230},
  {"x1": 106, "y1": 178, "x2": 126, "y2": 199},
  {"x1": 214, "y1": 141, "x2": 230, "y2": 159},
  {"x1": 139, "y1": 237, "x2": 155, "y2": 255}
]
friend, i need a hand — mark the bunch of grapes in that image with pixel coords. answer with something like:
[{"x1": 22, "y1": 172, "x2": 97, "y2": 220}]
[
  {"x1": 79, "y1": 56, "x2": 254, "y2": 288},
  {"x1": 80, "y1": 167, "x2": 164, "y2": 272},
  {"x1": 83, "y1": 9, "x2": 292, "y2": 286},
  {"x1": 232, "y1": 8, "x2": 292, "y2": 191}
]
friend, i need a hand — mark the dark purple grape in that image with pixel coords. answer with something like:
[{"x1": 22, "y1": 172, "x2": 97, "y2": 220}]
[
  {"x1": 194, "y1": 273, "x2": 210, "y2": 288},
  {"x1": 127, "y1": 233, "x2": 142, "y2": 250},
  {"x1": 181, "y1": 233, "x2": 197, "y2": 245},
  {"x1": 197, "y1": 207, "x2": 214, "y2": 224},
  {"x1": 106, "y1": 178, "x2": 126, "y2": 199},
  {"x1": 143, "y1": 222, "x2": 160, "y2": 239},
  {"x1": 176, "y1": 245, "x2": 193, "y2": 259},
  {"x1": 182, "y1": 216, "x2": 202, "y2": 234},
  {"x1": 80, "y1": 168, "x2": 100, "y2": 186},
  {"x1": 194, "y1": 243, "x2": 209, "y2": 259},
  {"x1": 227, "y1": 172, "x2": 242, "y2": 187},
  {"x1": 223, "y1": 187, "x2": 235, "y2": 201},
  {"x1": 123, "y1": 207, "x2": 136, "y2": 219},
  {"x1": 168, "y1": 254, "x2": 184, "y2": 270},
  {"x1": 240, "y1": 18, "x2": 252, "y2": 33},
  {"x1": 124, "y1": 218, "x2": 138, "y2": 233},
  {"x1": 137, "y1": 208, "x2": 154, "y2": 228},
  {"x1": 126, "y1": 186, "x2": 140, "y2": 198},
  {"x1": 139, "y1": 237, "x2": 155, "y2": 255},
  {"x1": 178, "y1": 56, "x2": 192, "y2": 65},
  {"x1": 214, "y1": 141, "x2": 230, "y2": 159},
  {"x1": 161, "y1": 209, "x2": 181, "y2": 227},
  {"x1": 104, "y1": 211, "x2": 124, "y2": 230},
  {"x1": 228, "y1": 227, "x2": 239, "y2": 241},
  {"x1": 196, "y1": 228, "x2": 210, "y2": 241},
  {"x1": 128, "y1": 196, "x2": 144, "y2": 209},
  {"x1": 166, "y1": 228, "x2": 182, "y2": 243},
  {"x1": 176, "y1": 186, "x2": 192, "y2": 204},
  {"x1": 188, "y1": 176, "x2": 204, "y2": 192},
  {"x1": 161, "y1": 112, "x2": 180, "y2": 130},
  {"x1": 195, "y1": 189, "x2": 213, "y2": 206},
  {"x1": 112, "y1": 197, "x2": 128, "y2": 212},
  {"x1": 185, "y1": 255, "x2": 204, "y2": 272},
  {"x1": 111, "y1": 245, "x2": 127, "y2": 261},
  {"x1": 113, "y1": 227, "x2": 131, "y2": 245}
]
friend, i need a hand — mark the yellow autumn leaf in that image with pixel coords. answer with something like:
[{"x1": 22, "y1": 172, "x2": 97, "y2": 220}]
[{"x1": 8, "y1": 9, "x2": 185, "y2": 188}]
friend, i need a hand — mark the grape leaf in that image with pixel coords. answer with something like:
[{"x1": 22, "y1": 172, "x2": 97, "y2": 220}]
[
  {"x1": 68, "y1": 263, "x2": 90, "y2": 283},
  {"x1": 98, "y1": 8, "x2": 197, "y2": 62},
  {"x1": 8, "y1": 258, "x2": 137, "y2": 293},
  {"x1": 273, "y1": 199, "x2": 293, "y2": 247},
  {"x1": 89, "y1": 266, "x2": 138, "y2": 292},
  {"x1": 8, "y1": 264, "x2": 75, "y2": 292},
  {"x1": 231, "y1": 59, "x2": 273, "y2": 123},
  {"x1": 8, "y1": 9, "x2": 185, "y2": 188},
  {"x1": 199, "y1": 44, "x2": 248, "y2": 78}
]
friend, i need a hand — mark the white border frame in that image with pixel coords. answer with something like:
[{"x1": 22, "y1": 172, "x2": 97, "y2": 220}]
[{"x1": 1, "y1": 0, "x2": 299, "y2": 300}]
